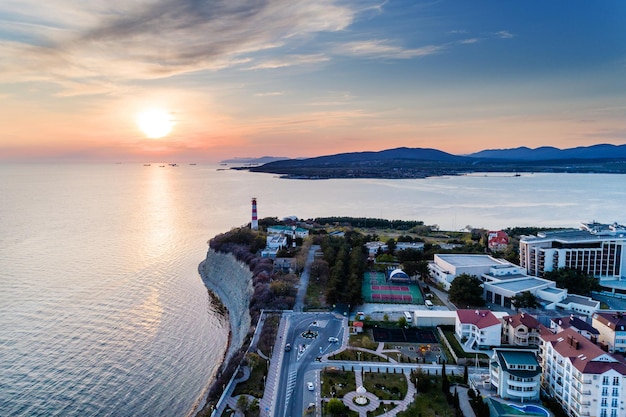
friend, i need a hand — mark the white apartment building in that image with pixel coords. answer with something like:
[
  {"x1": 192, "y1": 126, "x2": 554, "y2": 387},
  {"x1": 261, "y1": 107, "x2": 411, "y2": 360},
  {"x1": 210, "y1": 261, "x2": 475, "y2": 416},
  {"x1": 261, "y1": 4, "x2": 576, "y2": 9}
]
[
  {"x1": 455, "y1": 309, "x2": 502, "y2": 350},
  {"x1": 520, "y1": 222, "x2": 626, "y2": 285},
  {"x1": 490, "y1": 348, "x2": 542, "y2": 402},
  {"x1": 541, "y1": 328, "x2": 626, "y2": 417},
  {"x1": 593, "y1": 312, "x2": 626, "y2": 354}
]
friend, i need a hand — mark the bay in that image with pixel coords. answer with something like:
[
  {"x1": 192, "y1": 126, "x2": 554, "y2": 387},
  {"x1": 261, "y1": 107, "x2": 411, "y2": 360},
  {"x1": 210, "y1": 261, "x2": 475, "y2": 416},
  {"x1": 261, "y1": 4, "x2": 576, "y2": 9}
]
[{"x1": 0, "y1": 164, "x2": 624, "y2": 416}]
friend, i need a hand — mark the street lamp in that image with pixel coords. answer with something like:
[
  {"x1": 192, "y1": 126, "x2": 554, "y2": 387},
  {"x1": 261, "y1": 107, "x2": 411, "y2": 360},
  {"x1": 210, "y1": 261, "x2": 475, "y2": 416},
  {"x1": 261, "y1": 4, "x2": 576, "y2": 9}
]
[{"x1": 357, "y1": 351, "x2": 361, "y2": 361}]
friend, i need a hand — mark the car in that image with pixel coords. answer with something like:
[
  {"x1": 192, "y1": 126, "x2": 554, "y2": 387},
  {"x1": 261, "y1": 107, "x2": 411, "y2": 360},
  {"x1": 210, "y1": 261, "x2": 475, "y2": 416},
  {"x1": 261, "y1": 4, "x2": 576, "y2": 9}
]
[
  {"x1": 307, "y1": 382, "x2": 314, "y2": 391},
  {"x1": 328, "y1": 337, "x2": 339, "y2": 343},
  {"x1": 285, "y1": 343, "x2": 291, "y2": 352}
]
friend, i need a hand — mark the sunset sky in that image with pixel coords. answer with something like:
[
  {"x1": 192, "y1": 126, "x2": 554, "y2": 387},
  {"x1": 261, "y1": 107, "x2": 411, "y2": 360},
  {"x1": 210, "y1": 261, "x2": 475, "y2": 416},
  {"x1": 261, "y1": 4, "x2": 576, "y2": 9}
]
[{"x1": 1, "y1": 0, "x2": 625, "y2": 162}]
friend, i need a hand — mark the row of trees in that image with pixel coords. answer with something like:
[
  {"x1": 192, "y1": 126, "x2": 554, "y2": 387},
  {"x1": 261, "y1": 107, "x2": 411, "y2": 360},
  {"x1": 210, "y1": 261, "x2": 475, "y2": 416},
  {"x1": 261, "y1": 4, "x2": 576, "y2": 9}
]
[{"x1": 320, "y1": 232, "x2": 366, "y2": 306}]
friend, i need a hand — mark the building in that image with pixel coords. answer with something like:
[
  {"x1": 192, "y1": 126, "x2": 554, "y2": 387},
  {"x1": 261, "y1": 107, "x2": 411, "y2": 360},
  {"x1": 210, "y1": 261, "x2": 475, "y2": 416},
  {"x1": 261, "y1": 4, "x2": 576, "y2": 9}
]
[
  {"x1": 550, "y1": 315, "x2": 599, "y2": 343},
  {"x1": 365, "y1": 241, "x2": 387, "y2": 257},
  {"x1": 502, "y1": 313, "x2": 550, "y2": 347},
  {"x1": 520, "y1": 222, "x2": 626, "y2": 285},
  {"x1": 489, "y1": 348, "x2": 542, "y2": 402},
  {"x1": 593, "y1": 312, "x2": 626, "y2": 353},
  {"x1": 540, "y1": 328, "x2": 626, "y2": 417},
  {"x1": 482, "y1": 266, "x2": 600, "y2": 315},
  {"x1": 267, "y1": 225, "x2": 310, "y2": 239},
  {"x1": 429, "y1": 254, "x2": 517, "y2": 291},
  {"x1": 455, "y1": 309, "x2": 502, "y2": 350},
  {"x1": 396, "y1": 242, "x2": 425, "y2": 252},
  {"x1": 488, "y1": 230, "x2": 510, "y2": 252}
]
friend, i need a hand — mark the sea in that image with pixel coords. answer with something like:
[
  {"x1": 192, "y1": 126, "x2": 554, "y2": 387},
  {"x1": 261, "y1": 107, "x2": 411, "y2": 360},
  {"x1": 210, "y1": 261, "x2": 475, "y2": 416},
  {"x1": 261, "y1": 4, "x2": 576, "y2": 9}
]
[{"x1": 1, "y1": 163, "x2": 625, "y2": 416}]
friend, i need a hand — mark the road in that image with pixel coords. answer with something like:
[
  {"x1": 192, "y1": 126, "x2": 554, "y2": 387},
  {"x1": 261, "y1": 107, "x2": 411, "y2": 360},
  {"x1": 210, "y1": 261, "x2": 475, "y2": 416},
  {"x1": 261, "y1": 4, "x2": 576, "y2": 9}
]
[
  {"x1": 293, "y1": 245, "x2": 320, "y2": 312},
  {"x1": 273, "y1": 312, "x2": 344, "y2": 417}
]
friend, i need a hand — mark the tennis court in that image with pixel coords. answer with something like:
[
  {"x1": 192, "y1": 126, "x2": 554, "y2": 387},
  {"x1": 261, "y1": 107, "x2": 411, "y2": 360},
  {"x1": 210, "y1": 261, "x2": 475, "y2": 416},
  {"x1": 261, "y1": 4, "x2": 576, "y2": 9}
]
[{"x1": 362, "y1": 271, "x2": 424, "y2": 304}]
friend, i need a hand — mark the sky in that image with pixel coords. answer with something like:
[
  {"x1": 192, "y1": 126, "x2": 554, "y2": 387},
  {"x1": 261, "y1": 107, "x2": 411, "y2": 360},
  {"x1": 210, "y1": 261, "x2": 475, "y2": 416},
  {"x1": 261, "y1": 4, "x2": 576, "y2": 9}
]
[{"x1": 1, "y1": 0, "x2": 625, "y2": 163}]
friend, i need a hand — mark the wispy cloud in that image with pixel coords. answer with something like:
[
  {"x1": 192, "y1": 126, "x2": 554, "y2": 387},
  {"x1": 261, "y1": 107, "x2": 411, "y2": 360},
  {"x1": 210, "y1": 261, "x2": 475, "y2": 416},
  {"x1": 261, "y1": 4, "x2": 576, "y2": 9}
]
[
  {"x1": 246, "y1": 54, "x2": 329, "y2": 70},
  {"x1": 495, "y1": 30, "x2": 514, "y2": 39},
  {"x1": 459, "y1": 38, "x2": 480, "y2": 45},
  {"x1": 333, "y1": 40, "x2": 443, "y2": 59},
  {"x1": 0, "y1": 0, "x2": 355, "y2": 92},
  {"x1": 254, "y1": 91, "x2": 287, "y2": 97}
]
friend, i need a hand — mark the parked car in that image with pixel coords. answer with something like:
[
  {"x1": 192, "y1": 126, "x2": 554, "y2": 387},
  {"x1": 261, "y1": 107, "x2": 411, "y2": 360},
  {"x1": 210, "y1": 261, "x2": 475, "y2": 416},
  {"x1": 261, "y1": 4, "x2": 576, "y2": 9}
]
[
  {"x1": 328, "y1": 337, "x2": 339, "y2": 343},
  {"x1": 307, "y1": 382, "x2": 314, "y2": 391},
  {"x1": 285, "y1": 343, "x2": 291, "y2": 352}
]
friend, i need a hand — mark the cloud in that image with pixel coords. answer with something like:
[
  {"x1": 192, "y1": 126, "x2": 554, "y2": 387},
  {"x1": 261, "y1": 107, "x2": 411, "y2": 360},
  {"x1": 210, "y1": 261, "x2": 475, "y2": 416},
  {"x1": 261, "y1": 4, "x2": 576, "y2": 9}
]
[
  {"x1": 459, "y1": 38, "x2": 480, "y2": 45},
  {"x1": 246, "y1": 54, "x2": 330, "y2": 70},
  {"x1": 254, "y1": 91, "x2": 287, "y2": 97},
  {"x1": 333, "y1": 40, "x2": 442, "y2": 59},
  {"x1": 495, "y1": 30, "x2": 514, "y2": 39},
  {"x1": 0, "y1": 0, "x2": 355, "y2": 91}
]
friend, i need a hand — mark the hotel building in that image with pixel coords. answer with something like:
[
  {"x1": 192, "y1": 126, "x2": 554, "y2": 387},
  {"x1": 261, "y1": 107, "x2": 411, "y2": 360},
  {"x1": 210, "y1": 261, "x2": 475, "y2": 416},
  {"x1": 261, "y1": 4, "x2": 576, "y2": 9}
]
[
  {"x1": 541, "y1": 328, "x2": 626, "y2": 417},
  {"x1": 519, "y1": 222, "x2": 626, "y2": 285},
  {"x1": 592, "y1": 312, "x2": 626, "y2": 354}
]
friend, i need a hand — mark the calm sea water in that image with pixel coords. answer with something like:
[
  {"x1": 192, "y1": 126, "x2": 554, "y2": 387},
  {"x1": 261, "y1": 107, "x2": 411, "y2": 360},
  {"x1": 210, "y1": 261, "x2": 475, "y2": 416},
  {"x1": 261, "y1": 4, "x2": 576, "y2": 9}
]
[{"x1": 1, "y1": 164, "x2": 625, "y2": 416}]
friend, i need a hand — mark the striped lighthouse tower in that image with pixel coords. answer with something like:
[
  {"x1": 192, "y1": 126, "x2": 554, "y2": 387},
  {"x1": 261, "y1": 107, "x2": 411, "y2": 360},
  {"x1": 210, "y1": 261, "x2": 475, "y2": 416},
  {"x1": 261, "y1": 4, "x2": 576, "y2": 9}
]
[{"x1": 251, "y1": 198, "x2": 258, "y2": 230}]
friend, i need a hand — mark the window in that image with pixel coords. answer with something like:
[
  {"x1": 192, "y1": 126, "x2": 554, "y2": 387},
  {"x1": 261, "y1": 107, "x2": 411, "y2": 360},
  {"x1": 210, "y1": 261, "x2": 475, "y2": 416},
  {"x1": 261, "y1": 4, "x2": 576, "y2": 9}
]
[
  {"x1": 600, "y1": 410, "x2": 607, "y2": 417},
  {"x1": 613, "y1": 376, "x2": 619, "y2": 385},
  {"x1": 601, "y1": 398, "x2": 608, "y2": 407},
  {"x1": 602, "y1": 387, "x2": 608, "y2": 396},
  {"x1": 611, "y1": 398, "x2": 618, "y2": 407},
  {"x1": 610, "y1": 409, "x2": 617, "y2": 417},
  {"x1": 603, "y1": 376, "x2": 609, "y2": 385},
  {"x1": 612, "y1": 387, "x2": 618, "y2": 396}
]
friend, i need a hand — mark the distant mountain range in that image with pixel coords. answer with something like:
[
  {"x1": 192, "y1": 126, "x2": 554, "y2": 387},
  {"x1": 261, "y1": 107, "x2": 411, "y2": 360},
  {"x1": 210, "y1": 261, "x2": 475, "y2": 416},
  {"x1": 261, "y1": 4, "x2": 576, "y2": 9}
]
[
  {"x1": 239, "y1": 144, "x2": 626, "y2": 179},
  {"x1": 468, "y1": 144, "x2": 626, "y2": 160}
]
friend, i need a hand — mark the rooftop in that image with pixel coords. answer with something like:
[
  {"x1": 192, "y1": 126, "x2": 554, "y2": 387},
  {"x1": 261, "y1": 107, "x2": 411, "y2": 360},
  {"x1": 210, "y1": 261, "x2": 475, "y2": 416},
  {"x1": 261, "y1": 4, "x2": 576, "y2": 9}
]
[
  {"x1": 542, "y1": 328, "x2": 626, "y2": 374},
  {"x1": 457, "y1": 309, "x2": 501, "y2": 329},
  {"x1": 504, "y1": 313, "x2": 541, "y2": 329},
  {"x1": 486, "y1": 278, "x2": 552, "y2": 293},
  {"x1": 436, "y1": 254, "x2": 511, "y2": 268},
  {"x1": 560, "y1": 294, "x2": 599, "y2": 308},
  {"x1": 593, "y1": 311, "x2": 626, "y2": 330},
  {"x1": 551, "y1": 315, "x2": 599, "y2": 335}
]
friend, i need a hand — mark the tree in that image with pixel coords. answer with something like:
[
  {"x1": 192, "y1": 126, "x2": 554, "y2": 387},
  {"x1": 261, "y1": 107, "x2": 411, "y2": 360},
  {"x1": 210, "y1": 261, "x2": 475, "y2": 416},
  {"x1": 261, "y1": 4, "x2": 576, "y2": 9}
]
[
  {"x1": 398, "y1": 316, "x2": 408, "y2": 328},
  {"x1": 511, "y1": 291, "x2": 540, "y2": 309},
  {"x1": 544, "y1": 268, "x2": 600, "y2": 296},
  {"x1": 237, "y1": 395, "x2": 250, "y2": 414},
  {"x1": 448, "y1": 274, "x2": 485, "y2": 307},
  {"x1": 325, "y1": 398, "x2": 346, "y2": 417},
  {"x1": 463, "y1": 362, "x2": 469, "y2": 384},
  {"x1": 245, "y1": 352, "x2": 261, "y2": 373}
]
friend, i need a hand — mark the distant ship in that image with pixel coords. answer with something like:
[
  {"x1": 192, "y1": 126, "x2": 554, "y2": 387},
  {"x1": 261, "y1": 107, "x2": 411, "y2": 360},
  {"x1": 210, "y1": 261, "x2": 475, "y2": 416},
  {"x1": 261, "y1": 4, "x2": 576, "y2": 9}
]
[
  {"x1": 143, "y1": 164, "x2": 151, "y2": 166},
  {"x1": 189, "y1": 163, "x2": 196, "y2": 166},
  {"x1": 169, "y1": 163, "x2": 178, "y2": 167}
]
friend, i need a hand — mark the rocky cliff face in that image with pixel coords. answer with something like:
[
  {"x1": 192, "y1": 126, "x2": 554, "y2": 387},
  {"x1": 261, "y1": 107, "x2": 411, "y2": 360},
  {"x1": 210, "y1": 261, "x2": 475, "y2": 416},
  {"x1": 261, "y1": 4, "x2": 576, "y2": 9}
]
[{"x1": 200, "y1": 249, "x2": 253, "y2": 362}]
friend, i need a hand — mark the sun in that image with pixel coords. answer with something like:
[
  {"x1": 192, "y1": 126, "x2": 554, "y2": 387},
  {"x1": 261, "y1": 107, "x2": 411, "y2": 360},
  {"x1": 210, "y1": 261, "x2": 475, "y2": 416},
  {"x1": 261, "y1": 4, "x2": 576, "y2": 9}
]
[{"x1": 136, "y1": 109, "x2": 174, "y2": 138}]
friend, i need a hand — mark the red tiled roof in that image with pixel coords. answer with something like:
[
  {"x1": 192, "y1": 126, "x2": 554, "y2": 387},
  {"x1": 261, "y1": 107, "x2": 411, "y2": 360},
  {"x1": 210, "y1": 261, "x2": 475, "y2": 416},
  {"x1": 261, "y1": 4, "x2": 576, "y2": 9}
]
[
  {"x1": 457, "y1": 309, "x2": 501, "y2": 329},
  {"x1": 504, "y1": 313, "x2": 541, "y2": 329},
  {"x1": 353, "y1": 321, "x2": 363, "y2": 327},
  {"x1": 542, "y1": 328, "x2": 626, "y2": 375},
  {"x1": 593, "y1": 312, "x2": 626, "y2": 331}
]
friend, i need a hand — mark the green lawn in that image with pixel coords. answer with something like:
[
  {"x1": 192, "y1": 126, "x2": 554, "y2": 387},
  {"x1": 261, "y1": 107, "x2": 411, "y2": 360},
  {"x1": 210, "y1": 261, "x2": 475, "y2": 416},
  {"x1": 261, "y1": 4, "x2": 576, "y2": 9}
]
[
  {"x1": 362, "y1": 371, "x2": 407, "y2": 400},
  {"x1": 397, "y1": 375, "x2": 456, "y2": 417},
  {"x1": 321, "y1": 369, "x2": 356, "y2": 398}
]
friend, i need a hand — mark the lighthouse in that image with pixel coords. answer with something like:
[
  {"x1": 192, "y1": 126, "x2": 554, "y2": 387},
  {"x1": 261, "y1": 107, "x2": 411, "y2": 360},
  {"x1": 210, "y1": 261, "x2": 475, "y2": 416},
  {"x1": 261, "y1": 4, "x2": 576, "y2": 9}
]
[{"x1": 251, "y1": 198, "x2": 258, "y2": 230}]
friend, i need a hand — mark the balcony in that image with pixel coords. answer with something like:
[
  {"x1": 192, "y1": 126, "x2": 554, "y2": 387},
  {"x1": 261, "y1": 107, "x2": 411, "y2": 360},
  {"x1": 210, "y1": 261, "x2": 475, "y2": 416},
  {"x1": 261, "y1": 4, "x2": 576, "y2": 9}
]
[
  {"x1": 573, "y1": 373, "x2": 592, "y2": 385},
  {"x1": 572, "y1": 396, "x2": 591, "y2": 407},
  {"x1": 506, "y1": 387, "x2": 539, "y2": 398},
  {"x1": 507, "y1": 379, "x2": 539, "y2": 388}
]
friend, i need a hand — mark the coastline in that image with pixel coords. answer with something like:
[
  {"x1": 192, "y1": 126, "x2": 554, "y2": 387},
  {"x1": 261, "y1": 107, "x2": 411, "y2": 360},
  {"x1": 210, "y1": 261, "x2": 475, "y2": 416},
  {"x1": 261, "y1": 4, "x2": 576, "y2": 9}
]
[{"x1": 192, "y1": 250, "x2": 254, "y2": 416}]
